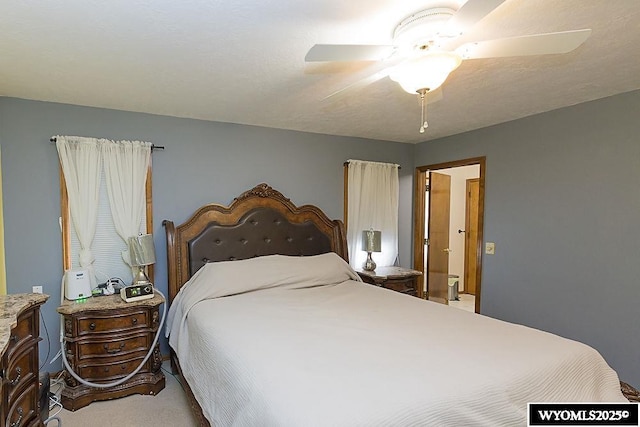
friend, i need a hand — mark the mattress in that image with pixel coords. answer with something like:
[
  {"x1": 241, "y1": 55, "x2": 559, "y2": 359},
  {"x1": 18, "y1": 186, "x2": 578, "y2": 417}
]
[{"x1": 167, "y1": 253, "x2": 626, "y2": 426}]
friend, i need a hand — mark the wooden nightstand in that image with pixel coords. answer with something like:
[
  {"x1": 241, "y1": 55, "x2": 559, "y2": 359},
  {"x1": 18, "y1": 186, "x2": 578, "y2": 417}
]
[
  {"x1": 57, "y1": 293, "x2": 165, "y2": 411},
  {"x1": 356, "y1": 266, "x2": 422, "y2": 297}
]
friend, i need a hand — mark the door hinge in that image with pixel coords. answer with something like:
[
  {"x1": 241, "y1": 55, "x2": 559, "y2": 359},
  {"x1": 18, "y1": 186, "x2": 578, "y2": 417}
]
[
  {"x1": 425, "y1": 185, "x2": 430, "y2": 191},
  {"x1": 424, "y1": 238, "x2": 429, "y2": 245}
]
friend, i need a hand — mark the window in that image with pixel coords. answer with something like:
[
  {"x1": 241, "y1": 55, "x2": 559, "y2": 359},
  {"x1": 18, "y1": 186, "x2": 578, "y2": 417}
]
[
  {"x1": 57, "y1": 137, "x2": 154, "y2": 287},
  {"x1": 61, "y1": 167, "x2": 153, "y2": 284},
  {"x1": 343, "y1": 159, "x2": 399, "y2": 268}
]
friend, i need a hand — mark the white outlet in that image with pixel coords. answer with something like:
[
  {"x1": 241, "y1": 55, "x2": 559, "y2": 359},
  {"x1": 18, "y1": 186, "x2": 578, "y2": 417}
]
[
  {"x1": 32, "y1": 285, "x2": 43, "y2": 294},
  {"x1": 485, "y1": 242, "x2": 495, "y2": 255}
]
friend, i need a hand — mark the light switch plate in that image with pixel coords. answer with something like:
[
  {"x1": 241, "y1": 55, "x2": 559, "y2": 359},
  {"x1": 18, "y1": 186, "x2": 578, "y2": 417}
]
[
  {"x1": 32, "y1": 285, "x2": 43, "y2": 294},
  {"x1": 485, "y1": 242, "x2": 495, "y2": 255}
]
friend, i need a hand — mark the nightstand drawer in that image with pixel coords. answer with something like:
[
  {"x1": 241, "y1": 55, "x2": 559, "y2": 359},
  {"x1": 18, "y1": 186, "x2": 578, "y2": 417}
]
[
  {"x1": 383, "y1": 278, "x2": 417, "y2": 296},
  {"x1": 76, "y1": 311, "x2": 149, "y2": 336},
  {"x1": 77, "y1": 356, "x2": 150, "y2": 382},
  {"x1": 76, "y1": 334, "x2": 150, "y2": 361}
]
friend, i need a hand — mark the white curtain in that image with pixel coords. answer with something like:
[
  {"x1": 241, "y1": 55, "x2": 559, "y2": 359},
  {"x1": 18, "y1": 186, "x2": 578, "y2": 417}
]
[
  {"x1": 346, "y1": 160, "x2": 399, "y2": 269},
  {"x1": 56, "y1": 136, "x2": 102, "y2": 287},
  {"x1": 102, "y1": 140, "x2": 152, "y2": 268}
]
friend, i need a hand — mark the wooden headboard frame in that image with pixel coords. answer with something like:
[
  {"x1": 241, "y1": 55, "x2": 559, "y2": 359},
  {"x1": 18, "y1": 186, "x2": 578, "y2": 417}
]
[{"x1": 162, "y1": 183, "x2": 349, "y2": 304}]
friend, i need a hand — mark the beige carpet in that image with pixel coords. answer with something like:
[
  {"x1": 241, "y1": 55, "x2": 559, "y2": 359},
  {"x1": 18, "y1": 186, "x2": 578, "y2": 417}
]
[{"x1": 50, "y1": 363, "x2": 199, "y2": 427}]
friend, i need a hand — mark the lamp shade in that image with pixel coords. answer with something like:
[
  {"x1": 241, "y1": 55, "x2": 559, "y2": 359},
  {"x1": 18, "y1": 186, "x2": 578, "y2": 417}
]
[
  {"x1": 128, "y1": 234, "x2": 156, "y2": 266},
  {"x1": 389, "y1": 51, "x2": 462, "y2": 94},
  {"x1": 361, "y1": 230, "x2": 382, "y2": 253}
]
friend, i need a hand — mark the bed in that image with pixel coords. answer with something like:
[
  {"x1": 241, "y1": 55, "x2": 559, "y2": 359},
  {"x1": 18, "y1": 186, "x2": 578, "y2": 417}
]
[{"x1": 163, "y1": 183, "x2": 632, "y2": 426}]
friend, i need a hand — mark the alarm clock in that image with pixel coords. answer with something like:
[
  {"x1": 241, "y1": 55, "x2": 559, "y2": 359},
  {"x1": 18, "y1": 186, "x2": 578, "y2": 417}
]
[{"x1": 120, "y1": 284, "x2": 154, "y2": 302}]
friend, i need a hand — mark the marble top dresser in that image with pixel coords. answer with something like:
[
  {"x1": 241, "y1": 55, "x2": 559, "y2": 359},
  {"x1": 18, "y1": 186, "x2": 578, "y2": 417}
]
[
  {"x1": 0, "y1": 293, "x2": 49, "y2": 355},
  {"x1": 1, "y1": 292, "x2": 49, "y2": 427}
]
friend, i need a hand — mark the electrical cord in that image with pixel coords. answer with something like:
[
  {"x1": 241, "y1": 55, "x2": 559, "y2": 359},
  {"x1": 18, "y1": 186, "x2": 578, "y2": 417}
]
[
  {"x1": 48, "y1": 374, "x2": 65, "y2": 406},
  {"x1": 59, "y1": 288, "x2": 167, "y2": 389},
  {"x1": 42, "y1": 388, "x2": 64, "y2": 426},
  {"x1": 48, "y1": 395, "x2": 63, "y2": 417},
  {"x1": 43, "y1": 416, "x2": 62, "y2": 426},
  {"x1": 40, "y1": 312, "x2": 51, "y2": 370}
]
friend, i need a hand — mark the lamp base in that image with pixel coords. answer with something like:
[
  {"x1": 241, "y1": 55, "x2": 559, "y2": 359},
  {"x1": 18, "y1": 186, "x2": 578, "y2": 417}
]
[
  {"x1": 362, "y1": 252, "x2": 377, "y2": 271},
  {"x1": 132, "y1": 266, "x2": 153, "y2": 287}
]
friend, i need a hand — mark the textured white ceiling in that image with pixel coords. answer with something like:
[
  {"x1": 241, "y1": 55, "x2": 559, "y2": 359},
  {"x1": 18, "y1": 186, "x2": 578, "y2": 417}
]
[{"x1": 1, "y1": 0, "x2": 639, "y2": 143}]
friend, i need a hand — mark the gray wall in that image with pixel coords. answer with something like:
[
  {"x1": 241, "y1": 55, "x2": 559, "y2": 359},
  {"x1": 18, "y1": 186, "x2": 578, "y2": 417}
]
[
  {"x1": 415, "y1": 89, "x2": 640, "y2": 387},
  {"x1": 4, "y1": 91, "x2": 637, "y2": 388},
  {"x1": 0, "y1": 97, "x2": 414, "y2": 370}
]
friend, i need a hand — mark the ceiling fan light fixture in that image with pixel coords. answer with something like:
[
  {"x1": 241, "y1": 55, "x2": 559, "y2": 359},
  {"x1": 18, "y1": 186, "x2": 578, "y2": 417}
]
[
  {"x1": 389, "y1": 51, "x2": 462, "y2": 94},
  {"x1": 392, "y1": 7, "x2": 456, "y2": 54}
]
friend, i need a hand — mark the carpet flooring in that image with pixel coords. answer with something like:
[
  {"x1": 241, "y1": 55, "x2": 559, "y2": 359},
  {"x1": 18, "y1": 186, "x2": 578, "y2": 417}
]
[{"x1": 49, "y1": 363, "x2": 198, "y2": 427}]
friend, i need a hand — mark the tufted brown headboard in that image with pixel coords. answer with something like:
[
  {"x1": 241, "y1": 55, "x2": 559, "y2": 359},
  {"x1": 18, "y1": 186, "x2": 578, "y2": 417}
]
[{"x1": 162, "y1": 183, "x2": 349, "y2": 303}]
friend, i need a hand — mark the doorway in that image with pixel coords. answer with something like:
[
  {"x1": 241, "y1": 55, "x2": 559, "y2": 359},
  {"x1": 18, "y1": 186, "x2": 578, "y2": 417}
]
[{"x1": 413, "y1": 157, "x2": 485, "y2": 313}]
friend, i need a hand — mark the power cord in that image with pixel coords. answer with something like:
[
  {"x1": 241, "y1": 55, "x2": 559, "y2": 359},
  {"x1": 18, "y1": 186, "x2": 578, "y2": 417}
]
[
  {"x1": 43, "y1": 417, "x2": 62, "y2": 426},
  {"x1": 44, "y1": 374, "x2": 65, "y2": 426},
  {"x1": 94, "y1": 277, "x2": 126, "y2": 296},
  {"x1": 40, "y1": 313, "x2": 52, "y2": 370},
  {"x1": 40, "y1": 303, "x2": 64, "y2": 426},
  {"x1": 48, "y1": 394, "x2": 63, "y2": 417},
  {"x1": 49, "y1": 371, "x2": 65, "y2": 403}
]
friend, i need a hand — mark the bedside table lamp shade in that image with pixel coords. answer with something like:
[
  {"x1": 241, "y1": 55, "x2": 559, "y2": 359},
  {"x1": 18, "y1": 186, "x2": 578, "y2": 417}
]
[
  {"x1": 128, "y1": 234, "x2": 156, "y2": 286},
  {"x1": 362, "y1": 229, "x2": 381, "y2": 271}
]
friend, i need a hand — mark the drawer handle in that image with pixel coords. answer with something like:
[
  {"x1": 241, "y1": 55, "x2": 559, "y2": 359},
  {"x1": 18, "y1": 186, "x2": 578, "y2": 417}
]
[
  {"x1": 9, "y1": 367, "x2": 21, "y2": 386},
  {"x1": 89, "y1": 322, "x2": 96, "y2": 330},
  {"x1": 132, "y1": 318, "x2": 138, "y2": 325},
  {"x1": 104, "y1": 342, "x2": 125, "y2": 354},
  {"x1": 10, "y1": 406, "x2": 23, "y2": 427}
]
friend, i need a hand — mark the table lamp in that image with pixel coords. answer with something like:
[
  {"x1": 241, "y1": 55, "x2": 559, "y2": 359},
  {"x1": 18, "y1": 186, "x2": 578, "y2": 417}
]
[
  {"x1": 362, "y1": 229, "x2": 381, "y2": 271},
  {"x1": 128, "y1": 234, "x2": 156, "y2": 286}
]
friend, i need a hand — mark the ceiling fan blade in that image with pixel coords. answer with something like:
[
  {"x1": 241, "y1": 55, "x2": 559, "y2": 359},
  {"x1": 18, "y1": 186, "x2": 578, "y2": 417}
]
[
  {"x1": 322, "y1": 56, "x2": 405, "y2": 101},
  {"x1": 456, "y1": 29, "x2": 592, "y2": 59},
  {"x1": 305, "y1": 44, "x2": 394, "y2": 62},
  {"x1": 323, "y1": 67, "x2": 392, "y2": 101},
  {"x1": 446, "y1": 0, "x2": 507, "y2": 35}
]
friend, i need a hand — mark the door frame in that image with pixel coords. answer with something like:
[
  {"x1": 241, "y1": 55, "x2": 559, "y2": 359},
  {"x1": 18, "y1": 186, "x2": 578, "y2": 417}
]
[
  {"x1": 413, "y1": 157, "x2": 486, "y2": 313},
  {"x1": 464, "y1": 178, "x2": 480, "y2": 296}
]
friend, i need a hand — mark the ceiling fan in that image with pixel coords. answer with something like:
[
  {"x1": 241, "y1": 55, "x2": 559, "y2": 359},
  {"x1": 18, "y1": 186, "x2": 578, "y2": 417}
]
[{"x1": 305, "y1": 0, "x2": 591, "y2": 133}]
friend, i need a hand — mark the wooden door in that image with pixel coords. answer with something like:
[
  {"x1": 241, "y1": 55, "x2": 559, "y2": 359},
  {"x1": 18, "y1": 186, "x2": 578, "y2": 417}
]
[
  {"x1": 464, "y1": 178, "x2": 480, "y2": 295},
  {"x1": 427, "y1": 172, "x2": 451, "y2": 304}
]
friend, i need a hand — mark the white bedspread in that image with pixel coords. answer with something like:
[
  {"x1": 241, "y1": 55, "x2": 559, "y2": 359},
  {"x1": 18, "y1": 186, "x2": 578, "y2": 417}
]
[{"x1": 167, "y1": 253, "x2": 626, "y2": 426}]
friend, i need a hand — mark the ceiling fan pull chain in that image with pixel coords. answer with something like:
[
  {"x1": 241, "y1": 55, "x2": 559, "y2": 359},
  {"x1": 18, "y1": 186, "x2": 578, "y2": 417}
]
[{"x1": 419, "y1": 90, "x2": 428, "y2": 134}]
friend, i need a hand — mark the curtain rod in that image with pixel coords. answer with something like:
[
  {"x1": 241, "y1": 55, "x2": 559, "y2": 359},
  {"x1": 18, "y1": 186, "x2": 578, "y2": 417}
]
[
  {"x1": 343, "y1": 160, "x2": 401, "y2": 169},
  {"x1": 49, "y1": 137, "x2": 164, "y2": 151}
]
